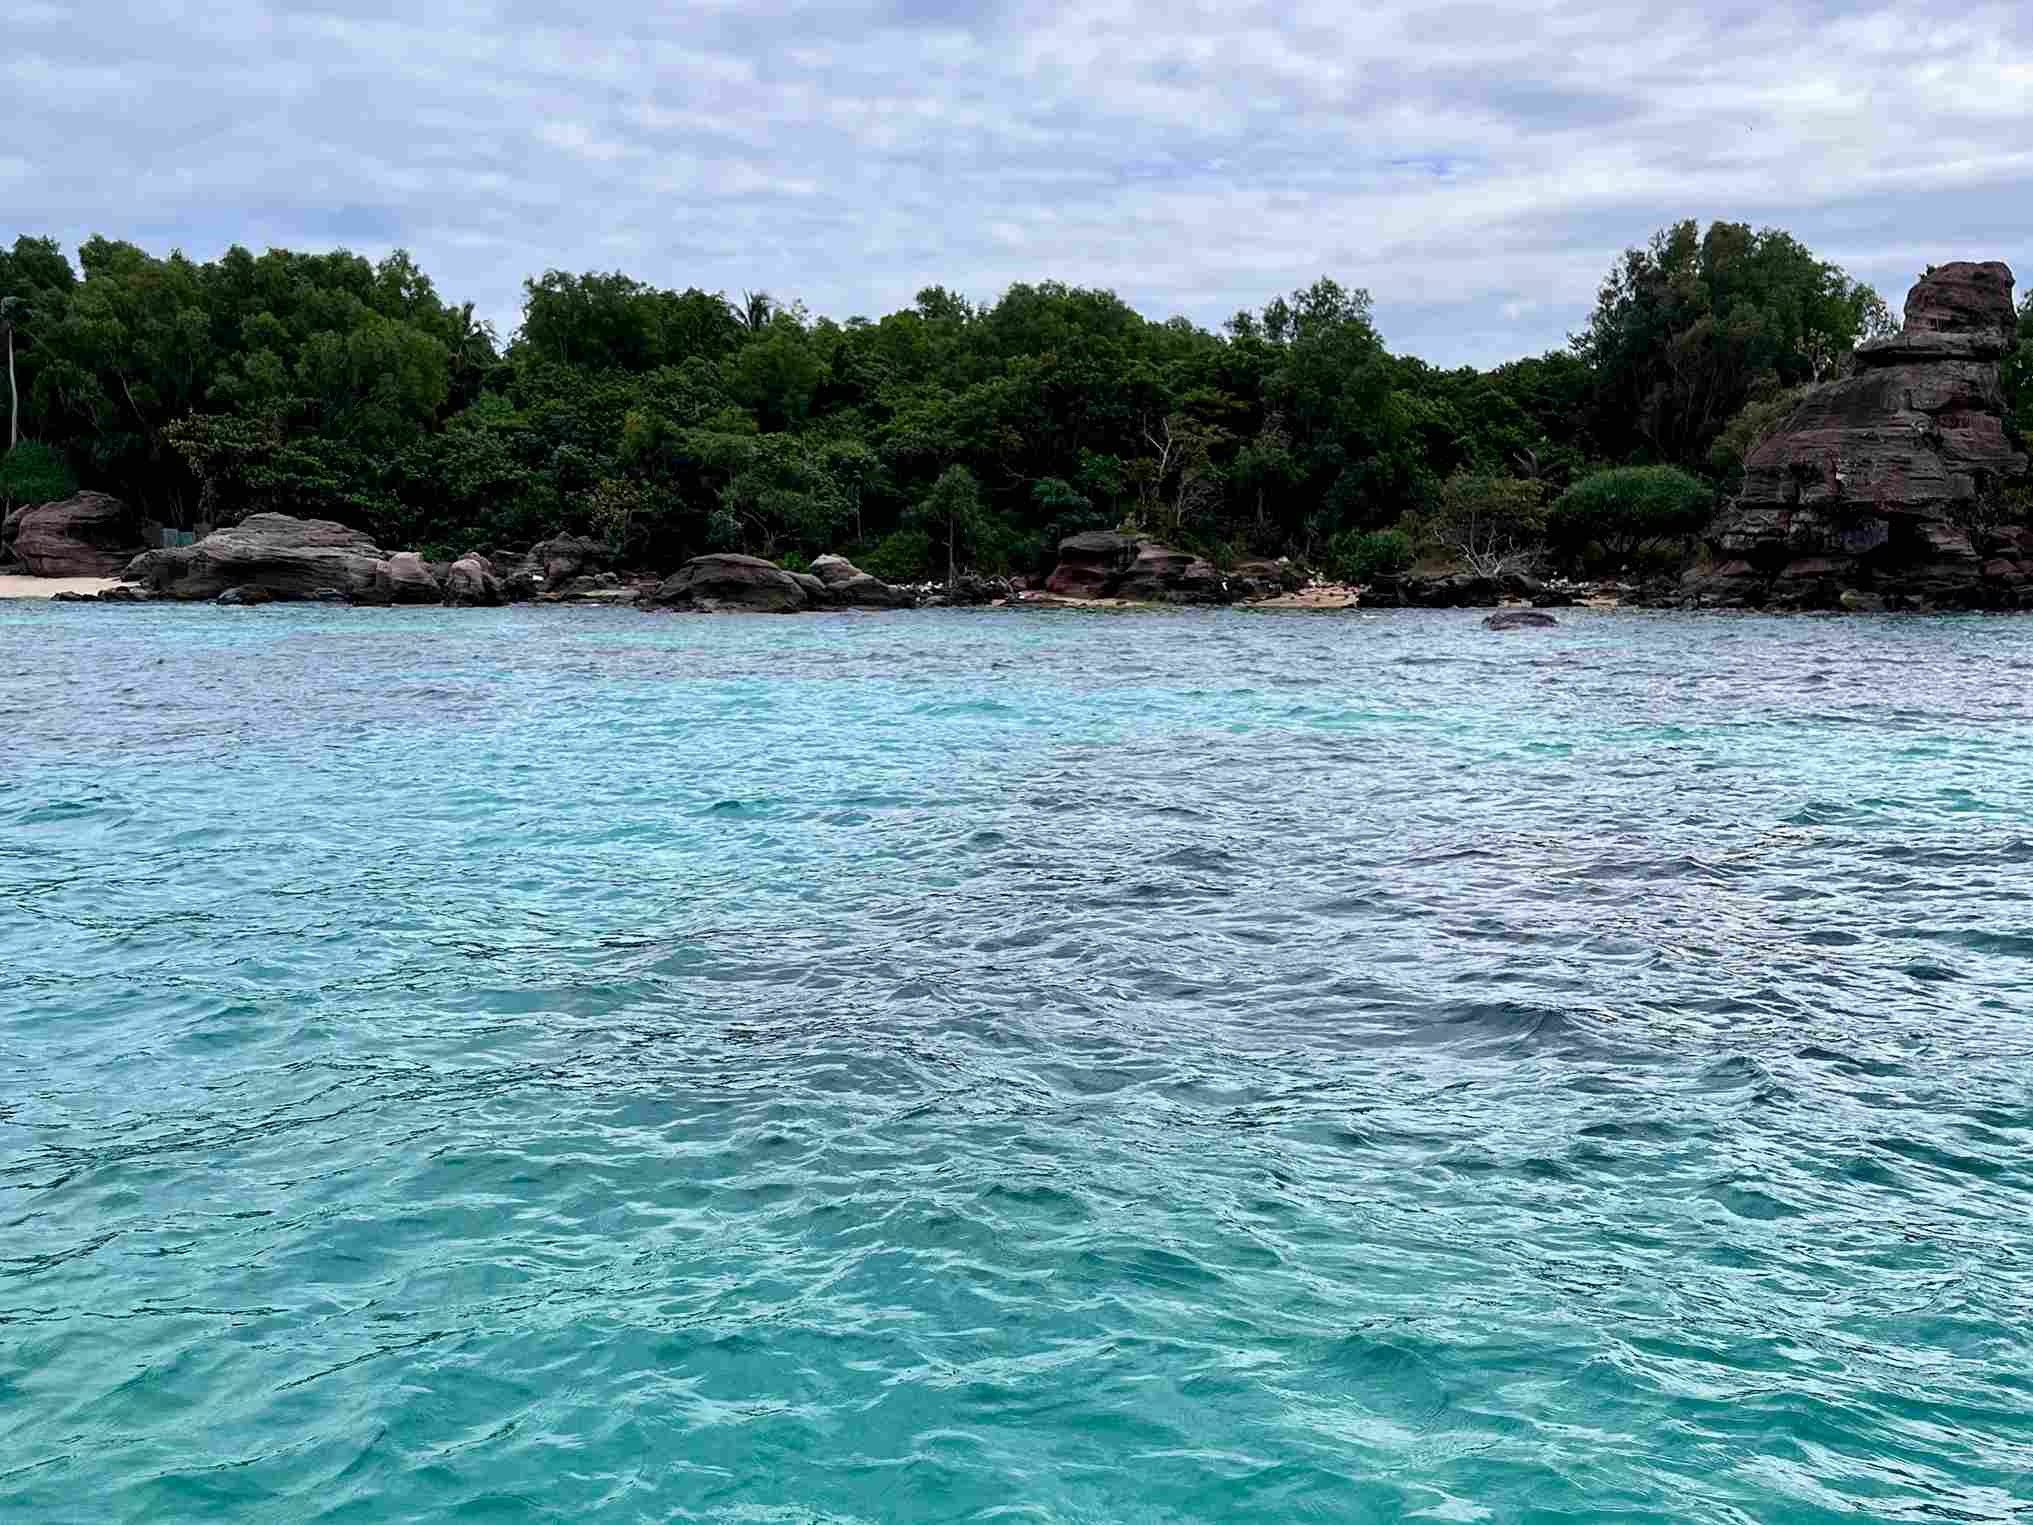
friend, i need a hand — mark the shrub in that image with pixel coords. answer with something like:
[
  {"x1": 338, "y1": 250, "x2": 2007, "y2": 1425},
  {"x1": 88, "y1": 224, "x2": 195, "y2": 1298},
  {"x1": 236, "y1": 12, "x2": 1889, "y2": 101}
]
[
  {"x1": 1328, "y1": 526, "x2": 1414, "y2": 583},
  {"x1": 859, "y1": 526, "x2": 933, "y2": 584},
  {"x1": 1547, "y1": 466, "x2": 1714, "y2": 567},
  {"x1": 0, "y1": 440, "x2": 79, "y2": 510},
  {"x1": 777, "y1": 550, "x2": 811, "y2": 575},
  {"x1": 1404, "y1": 474, "x2": 1547, "y2": 576}
]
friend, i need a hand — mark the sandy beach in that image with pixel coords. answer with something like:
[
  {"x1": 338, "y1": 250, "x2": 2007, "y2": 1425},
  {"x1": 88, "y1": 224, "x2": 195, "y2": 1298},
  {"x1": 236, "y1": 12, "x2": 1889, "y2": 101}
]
[{"x1": 0, "y1": 575, "x2": 121, "y2": 600}]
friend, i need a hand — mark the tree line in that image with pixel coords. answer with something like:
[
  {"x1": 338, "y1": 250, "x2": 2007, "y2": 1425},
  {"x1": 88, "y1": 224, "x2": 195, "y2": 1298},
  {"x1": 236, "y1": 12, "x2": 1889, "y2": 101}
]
[{"x1": 4, "y1": 220, "x2": 2016, "y2": 583}]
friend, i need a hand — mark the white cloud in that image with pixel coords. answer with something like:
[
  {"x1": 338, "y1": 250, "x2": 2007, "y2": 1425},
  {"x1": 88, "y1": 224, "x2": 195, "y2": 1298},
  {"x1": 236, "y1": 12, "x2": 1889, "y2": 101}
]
[{"x1": 7, "y1": 0, "x2": 2031, "y2": 365}]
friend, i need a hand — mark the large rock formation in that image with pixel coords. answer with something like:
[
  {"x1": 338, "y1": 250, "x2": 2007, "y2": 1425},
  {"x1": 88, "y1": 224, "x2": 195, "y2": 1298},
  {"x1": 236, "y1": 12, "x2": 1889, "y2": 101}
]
[
  {"x1": 123, "y1": 513, "x2": 390, "y2": 601},
  {"x1": 1691, "y1": 261, "x2": 2030, "y2": 610},
  {"x1": 10, "y1": 492, "x2": 148, "y2": 576},
  {"x1": 1041, "y1": 532, "x2": 1252, "y2": 603},
  {"x1": 1043, "y1": 531, "x2": 1140, "y2": 597},
  {"x1": 1114, "y1": 543, "x2": 1228, "y2": 604},
  {"x1": 643, "y1": 553, "x2": 813, "y2": 612}
]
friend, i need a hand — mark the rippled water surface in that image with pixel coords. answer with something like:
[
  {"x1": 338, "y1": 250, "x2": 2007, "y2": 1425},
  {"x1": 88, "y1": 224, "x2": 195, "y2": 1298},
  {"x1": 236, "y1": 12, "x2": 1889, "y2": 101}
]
[{"x1": 5, "y1": 602, "x2": 2033, "y2": 1522}]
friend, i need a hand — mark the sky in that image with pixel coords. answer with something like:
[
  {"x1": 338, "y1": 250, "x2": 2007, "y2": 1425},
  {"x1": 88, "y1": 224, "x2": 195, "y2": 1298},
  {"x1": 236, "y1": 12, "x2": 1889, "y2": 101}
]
[{"x1": 7, "y1": 0, "x2": 2032, "y2": 368}]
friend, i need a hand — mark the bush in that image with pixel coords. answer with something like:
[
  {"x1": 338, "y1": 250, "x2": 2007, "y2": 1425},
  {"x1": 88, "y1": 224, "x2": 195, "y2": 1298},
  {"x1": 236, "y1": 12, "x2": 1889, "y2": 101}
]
[
  {"x1": 1327, "y1": 526, "x2": 1414, "y2": 583},
  {"x1": 0, "y1": 440, "x2": 78, "y2": 510},
  {"x1": 1425, "y1": 474, "x2": 1547, "y2": 575},
  {"x1": 777, "y1": 550, "x2": 811, "y2": 575},
  {"x1": 859, "y1": 526, "x2": 933, "y2": 583},
  {"x1": 1547, "y1": 466, "x2": 1714, "y2": 568}
]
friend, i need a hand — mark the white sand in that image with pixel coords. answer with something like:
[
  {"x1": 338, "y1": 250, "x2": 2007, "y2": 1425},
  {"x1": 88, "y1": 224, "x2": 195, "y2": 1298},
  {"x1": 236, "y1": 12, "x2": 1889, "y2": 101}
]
[{"x1": 0, "y1": 575, "x2": 121, "y2": 600}]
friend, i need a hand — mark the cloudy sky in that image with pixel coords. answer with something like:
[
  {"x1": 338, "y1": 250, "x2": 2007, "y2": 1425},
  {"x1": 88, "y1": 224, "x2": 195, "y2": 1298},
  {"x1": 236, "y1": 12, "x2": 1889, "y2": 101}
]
[{"x1": 8, "y1": 0, "x2": 2031, "y2": 366}]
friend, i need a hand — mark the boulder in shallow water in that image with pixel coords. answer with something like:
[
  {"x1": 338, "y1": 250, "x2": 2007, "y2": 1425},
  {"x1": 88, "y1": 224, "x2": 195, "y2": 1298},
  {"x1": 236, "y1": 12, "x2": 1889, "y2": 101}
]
[
  {"x1": 215, "y1": 585, "x2": 274, "y2": 606},
  {"x1": 644, "y1": 553, "x2": 811, "y2": 612},
  {"x1": 11, "y1": 492, "x2": 147, "y2": 577},
  {"x1": 1483, "y1": 608, "x2": 1558, "y2": 630}
]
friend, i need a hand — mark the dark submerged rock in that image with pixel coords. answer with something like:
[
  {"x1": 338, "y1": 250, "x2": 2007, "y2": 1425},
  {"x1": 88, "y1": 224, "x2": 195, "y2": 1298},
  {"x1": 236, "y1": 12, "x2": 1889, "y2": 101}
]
[{"x1": 1484, "y1": 608, "x2": 1559, "y2": 630}]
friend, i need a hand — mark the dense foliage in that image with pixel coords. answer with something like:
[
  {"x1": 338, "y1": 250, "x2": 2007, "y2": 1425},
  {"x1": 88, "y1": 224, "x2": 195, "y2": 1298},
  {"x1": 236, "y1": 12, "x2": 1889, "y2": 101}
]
[
  {"x1": 0, "y1": 222, "x2": 1919, "y2": 575},
  {"x1": 1547, "y1": 466, "x2": 1717, "y2": 568}
]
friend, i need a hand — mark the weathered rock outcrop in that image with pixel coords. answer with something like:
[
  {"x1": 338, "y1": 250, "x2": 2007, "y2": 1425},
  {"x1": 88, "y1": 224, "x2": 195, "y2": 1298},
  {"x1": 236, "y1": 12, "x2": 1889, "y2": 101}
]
[
  {"x1": 810, "y1": 553, "x2": 912, "y2": 608},
  {"x1": 1040, "y1": 533, "x2": 1254, "y2": 603},
  {"x1": 445, "y1": 554, "x2": 506, "y2": 607},
  {"x1": 367, "y1": 551, "x2": 442, "y2": 605},
  {"x1": 1114, "y1": 544, "x2": 1228, "y2": 603},
  {"x1": 644, "y1": 553, "x2": 812, "y2": 612},
  {"x1": 529, "y1": 533, "x2": 608, "y2": 589},
  {"x1": 1043, "y1": 531, "x2": 1140, "y2": 597},
  {"x1": 11, "y1": 492, "x2": 148, "y2": 576},
  {"x1": 123, "y1": 514, "x2": 389, "y2": 601},
  {"x1": 1686, "y1": 261, "x2": 2030, "y2": 610}
]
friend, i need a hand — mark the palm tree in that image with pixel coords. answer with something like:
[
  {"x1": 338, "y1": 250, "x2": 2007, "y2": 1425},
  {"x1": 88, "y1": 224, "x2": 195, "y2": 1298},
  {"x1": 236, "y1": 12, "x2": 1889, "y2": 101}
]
[{"x1": 737, "y1": 290, "x2": 775, "y2": 333}]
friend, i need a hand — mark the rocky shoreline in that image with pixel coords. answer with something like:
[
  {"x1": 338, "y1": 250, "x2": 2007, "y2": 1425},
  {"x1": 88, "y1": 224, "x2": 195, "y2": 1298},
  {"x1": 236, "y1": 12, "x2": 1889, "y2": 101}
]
[
  {"x1": 3, "y1": 505, "x2": 1365, "y2": 614},
  {"x1": 7, "y1": 265, "x2": 2024, "y2": 618}
]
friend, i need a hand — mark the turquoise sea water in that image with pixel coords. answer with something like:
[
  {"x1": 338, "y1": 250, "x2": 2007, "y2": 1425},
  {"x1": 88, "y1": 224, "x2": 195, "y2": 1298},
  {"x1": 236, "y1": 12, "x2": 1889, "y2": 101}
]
[{"x1": 4, "y1": 602, "x2": 2033, "y2": 1523}]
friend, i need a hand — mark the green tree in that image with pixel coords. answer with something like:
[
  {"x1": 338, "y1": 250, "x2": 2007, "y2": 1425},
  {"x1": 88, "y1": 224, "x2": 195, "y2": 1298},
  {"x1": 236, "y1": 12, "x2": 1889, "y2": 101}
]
[
  {"x1": 1547, "y1": 465, "x2": 1715, "y2": 567},
  {"x1": 907, "y1": 464, "x2": 988, "y2": 586},
  {"x1": 1574, "y1": 221, "x2": 1890, "y2": 470}
]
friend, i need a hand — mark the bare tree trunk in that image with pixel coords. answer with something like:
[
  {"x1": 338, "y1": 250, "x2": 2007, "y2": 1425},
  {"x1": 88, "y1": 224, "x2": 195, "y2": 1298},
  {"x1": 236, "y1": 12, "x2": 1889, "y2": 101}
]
[{"x1": 5, "y1": 324, "x2": 16, "y2": 452}]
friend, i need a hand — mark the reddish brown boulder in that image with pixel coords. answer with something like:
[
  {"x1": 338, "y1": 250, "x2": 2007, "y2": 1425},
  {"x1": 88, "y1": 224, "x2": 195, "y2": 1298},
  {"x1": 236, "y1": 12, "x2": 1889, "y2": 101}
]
[
  {"x1": 11, "y1": 492, "x2": 147, "y2": 576},
  {"x1": 1898, "y1": 259, "x2": 2016, "y2": 343},
  {"x1": 1041, "y1": 532, "x2": 1241, "y2": 603},
  {"x1": 1043, "y1": 531, "x2": 1138, "y2": 597},
  {"x1": 1115, "y1": 544, "x2": 1231, "y2": 603}
]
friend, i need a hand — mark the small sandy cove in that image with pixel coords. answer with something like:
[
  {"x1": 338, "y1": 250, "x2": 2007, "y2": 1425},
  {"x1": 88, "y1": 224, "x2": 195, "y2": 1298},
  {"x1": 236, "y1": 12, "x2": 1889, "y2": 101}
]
[{"x1": 0, "y1": 575, "x2": 121, "y2": 600}]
